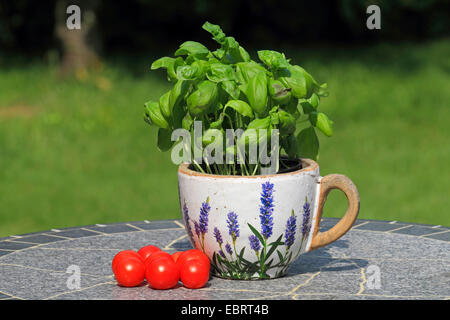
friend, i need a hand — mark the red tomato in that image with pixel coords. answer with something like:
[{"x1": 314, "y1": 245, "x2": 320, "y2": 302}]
[
  {"x1": 180, "y1": 259, "x2": 210, "y2": 289},
  {"x1": 144, "y1": 251, "x2": 173, "y2": 267},
  {"x1": 176, "y1": 249, "x2": 210, "y2": 269},
  {"x1": 171, "y1": 251, "x2": 183, "y2": 263},
  {"x1": 114, "y1": 257, "x2": 146, "y2": 287},
  {"x1": 137, "y1": 245, "x2": 161, "y2": 261},
  {"x1": 112, "y1": 250, "x2": 142, "y2": 273},
  {"x1": 145, "y1": 258, "x2": 180, "y2": 290}
]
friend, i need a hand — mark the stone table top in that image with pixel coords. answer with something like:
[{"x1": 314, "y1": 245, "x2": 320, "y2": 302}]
[{"x1": 0, "y1": 218, "x2": 448, "y2": 300}]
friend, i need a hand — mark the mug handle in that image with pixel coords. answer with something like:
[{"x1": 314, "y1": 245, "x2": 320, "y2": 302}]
[{"x1": 310, "y1": 174, "x2": 360, "y2": 250}]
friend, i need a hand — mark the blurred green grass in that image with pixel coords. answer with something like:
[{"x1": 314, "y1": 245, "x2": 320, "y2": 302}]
[{"x1": 0, "y1": 39, "x2": 449, "y2": 237}]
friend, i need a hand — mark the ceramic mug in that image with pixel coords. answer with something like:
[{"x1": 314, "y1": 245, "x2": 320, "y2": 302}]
[{"x1": 178, "y1": 158, "x2": 360, "y2": 280}]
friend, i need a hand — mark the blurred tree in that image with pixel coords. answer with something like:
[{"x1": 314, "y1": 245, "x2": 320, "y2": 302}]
[{"x1": 55, "y1": 0, "x2": 100, "y2": 75}]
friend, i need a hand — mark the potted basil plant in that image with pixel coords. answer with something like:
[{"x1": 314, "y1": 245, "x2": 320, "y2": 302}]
[{"x1": 144, "y1": 22, "x2": 360, "y2": 280}]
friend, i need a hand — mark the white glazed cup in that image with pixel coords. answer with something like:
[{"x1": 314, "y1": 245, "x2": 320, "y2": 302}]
[{"x1": 178, "y1": 158, "x2": 360, "y2": 280}]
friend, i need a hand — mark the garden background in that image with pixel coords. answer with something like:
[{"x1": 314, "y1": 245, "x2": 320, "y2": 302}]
[{"x1": 0, "y1": 0, "x2": 449, "y2": 237}]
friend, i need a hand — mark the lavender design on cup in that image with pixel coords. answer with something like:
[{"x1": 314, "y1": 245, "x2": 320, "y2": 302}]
[
  {"x1": 198, "y1": 187, "x2": 327, "y2": 279},
  {"x1": 284, "y1": 211, "x2": 297, "y2": 249},
  {"x1": 212, "y1": 226, "x2": 240, "y2": 278},
  {"x1": 183, "y1": 201, "x2": 194, "y2": 240},
  {"x1": 226, "y1": 211, "x2": 244, "y2": 267},
  {"x1": 196, "y1": 197, "x2": 211, "y2": 252},
  {"x1": 301, "y1": 199, "x2": 312, "y2": 236},
  {"x1": 225, "y1": 243, "x2": 233, "y2": 256},
  {"x1": 259, "y1": 181, "x2": 275, "y2": 239},
  {"x1": 247, "y1": 181, "x2": 285, "y2": 279},
  {"x1": 227, "y1": 212, "x2": 240, "y2": 244},
  {"x1": 194, "y1": 221, "x2": 200, "y2": 238},
  {"x1": 275, "y1": 210, "x2": 298, "y2": 277},
  {"x1": 213, "y1": 227, "x2": 223, "y2": 246},
  {"x1": 249, "y1": 235, "x2": 261, "y2": 258}
]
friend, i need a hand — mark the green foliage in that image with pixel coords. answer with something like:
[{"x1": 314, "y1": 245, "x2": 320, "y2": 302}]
[{"x1": 145, "y1": 22, "x2": 332, "y2": 174}]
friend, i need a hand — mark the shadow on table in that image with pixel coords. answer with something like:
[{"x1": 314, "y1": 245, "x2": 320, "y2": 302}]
[
  {"x1": 171, "y1": 236, "x2": 369, "y2": 276},
  {"x1": 286, "y1": 239, "x2": 369, "y2": 276}
]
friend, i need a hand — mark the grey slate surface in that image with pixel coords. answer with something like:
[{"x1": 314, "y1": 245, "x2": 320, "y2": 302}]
[{"x1": 0, "y1": 219, "x2": 448, "y2": 300}]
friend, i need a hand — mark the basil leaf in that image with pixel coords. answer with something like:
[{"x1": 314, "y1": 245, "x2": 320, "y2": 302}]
[
  {"x1": 172, "y1": 104, "x2": 186, "y2": 129},
  {"x1": 144, "y1": 100, "x2": 169, "y2": 129},
  {"x1": 221, "y1": 80, "x2": 240, "y2": 100},
  {"x1": 206, "y1": 63, "x2": 236, "y2": 82},
  {"x1": 247, "y1": 116, "x2": 271, "y2": 129},
  {"x1": 309, "y1": 93, "x2": 320, "y2": 108},
  {"x1": 203, "y1": 22, "x2": 250, "y2": 63},
  {"x1": 169, "y1": 80, "x2": 191, "y2": 112},
  {"x1": 279, "y1": 66, "x2": 306, "y2": 99},
  {"x1": 159, "y1": 91, "x2": 171, "y2": 119},
  {"x1": 315, "y1": 82, "x2": 329, "y2": 97},
  {"x1": 187, "y1": 80, "x2": 219, "y2": 117},
  {"x1": 176, "y1": 61, "x2": 205, "y2": 81},
  {"x1": 157, "y1": 128, "x2": 174, "y2": 152},
  {"x1": 175, "y1": 41, "x2": 209, "y2": 58},
  {"x1": 299, "y1": 92, "x2": 320, "y2": 116},
  {"x1": 224, "y1": 40, "x2": 247, "y2": 64},
  {"x1": 278, "y1": 109, "x2": 296, "y2": 136},
  {"x1": 268, "y1": 78, "x2": 292, "y2": 105},
  {"x1": 237, "y1": 128, "x2": 259, "y2": 148},
  {"x1": 212, "y1": 48, "x2": 225, "y2": 60},
  {"x1": 310, "y1": 112, "x2": 333, "y2": 137},
  {"x1": 296, "y1": 127, "x2": 319, "y2": 160},
  {"x1": 181, "y1": 113, "x2": 193, "y2": 131},
  {"x1": 285, "y1": 98, "x2": 300, "y2": 119},
  {"x1": 300, "y1": 101, "x2": 315, "y2": 114},
  {"x1": 238, "y1": 46, "x2": 251, "y2": 62},
  {"x1": 224, "y1": 100, "x2": 254, "y2": 118},
  {"x1": 209, "y1": 113, "x2": 224, "y2": 129},
  {"x1": 279, "y1": 65, "x2": 315, "y2": 99},
  {"x1": 151, "y1": 57, "x2": 173, "y2": 70},
  {"x1": 235, "y1": 62, "x2": 266, "y2": 84},
  {"x1": 245, "y1": 71, "x2": 268, "y2": 117},
  {"x1": 284, "y1": 134, "x2": 299, "y2": 159},
  {"x1": 151, "y1": 57, "x2": 183, "y2": 81},
  {"x1": 202, "y1": 22, "x2": 226, "y2": 44},
  {"x1": 202, "y1": 128, "x2": 223, "y2": 147},
  {"x1": 257, "y1": 50, "x2": 289, "y2": 70}
]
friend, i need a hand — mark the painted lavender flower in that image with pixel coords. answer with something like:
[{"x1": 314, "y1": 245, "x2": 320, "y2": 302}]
[
  {"x1": 259, "y1": 181, "x2": 275, "y2": 239},
  {"x1": 194, "y1": 197, "x2": 211, "y2": 252},
  {"x1": 284, "y1": 211, "x2": 297, "y2": 249},
  {"x1": 194, "y1": 221, "x2": 201, "y2": 237},
  {"x1": 249, "y1": 235, "x2": 261, "y2": 253},
  {"x1": 219, "y1": 250, "x2": 225, "y2": 258},
  {"x1": 227, "y1": 212, "x2": 240, "y2": 243},
  {"x1": 199, "y1": 198, "x2": 211, "y2": 235},
  {"x1": 213, "y1": 227, "x2": 223, "y2": 246},
  {"x1": 225, "y1": 243, "x2": 233, "y2": 255},
  {"x1": 301, "y1": 198, "x2": 312, "y2": 236},
  {"x1": 183, "y1": 201, "x2": 193, "y2": 239}
]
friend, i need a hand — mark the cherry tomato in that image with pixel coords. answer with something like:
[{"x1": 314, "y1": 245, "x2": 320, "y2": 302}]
[
  {"x1": 171, "y1": 251, "x2": 183, "y2": 263},
  {"x1": 180, "y1": 259, "x2": 210, "y2": 289},
  {"x1": 144, "y1": 251, "x2": 173, "y2": 267},
  {"x1": 137, "y1": 245, "x2": 161, "y2": 261},
  {"x1": 145, "y1": 258, "x2": 180, "y2": 290},
  {"x1": 112, "y1": 250, "x2": 142, "y2": 273},
  {"x1": 114, "y1": 257, "x2": 146, "y2": 287},
  {"x1": 176, "y1": 249, "x2": 210, "y2": 270}
]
